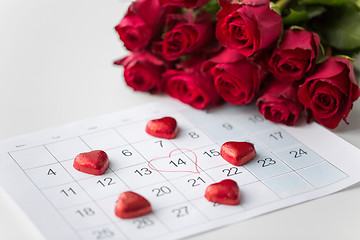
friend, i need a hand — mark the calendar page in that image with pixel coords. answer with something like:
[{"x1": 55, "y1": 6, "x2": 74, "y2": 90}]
[{"x1": 1, "y1": 99, "x2": 360, "y2": 240}]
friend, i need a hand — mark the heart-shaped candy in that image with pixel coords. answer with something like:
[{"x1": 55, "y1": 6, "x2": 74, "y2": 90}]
[
  {"x1": 205, "y1": 179, "x2": 240, "y2": 205},
  {"x1": 145, "y1": 117, "x2": 178, "y2": 139},
  {"x1": 73, "y1": 150, "x2": 109, "y2": 175},
  {"x1": 220, "y1": 141, "x2": 256, "y2": 166},
  {"x1": 115, "y1": 191, "x2": 152, "y2": 219}
]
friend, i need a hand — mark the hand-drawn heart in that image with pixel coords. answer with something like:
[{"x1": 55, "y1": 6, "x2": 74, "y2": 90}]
[{"x1": 148, "y1": 148, "x2": 199, "y2": 174}]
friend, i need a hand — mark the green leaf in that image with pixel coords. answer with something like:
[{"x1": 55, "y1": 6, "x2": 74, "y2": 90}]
[
  {"x1": 282, "y1": 5, "x2": 326, "y2": 25},
  {"x1": 270, "y1": 2, "x2": 282, "y2": 15},
  {"x1": 315, "y1": 6, "x2": 360, "y2": 50},
  {"x1": 200, "y1": 0, "x2": 220, "y2": 15},
  {"x1": 299, "y1": 0, "x2": 351, "y2": 6},
  {"x1": 283, "y1": 9, "x2": 308, "y2": 25},
  {"x1": 355, "y1": 0, "x2": 360, "y2": 8}
]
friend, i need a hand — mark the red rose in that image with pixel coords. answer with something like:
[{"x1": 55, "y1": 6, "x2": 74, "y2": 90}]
[
  {"x1": 162, "y1": 12, "x2": 214, "y2": 61},
  {"x1": 216, "y1": 0, "x2": 282, "y2": 56},
  {"x1": 115, "y1": 0, "x2": 167, "y2": 51},
  {"x1": 298, "y1": 56, "x2": 360, "y2": 129},
  {"x1": 268, "y1": 29, "x2": 320, "y2": 82},
  {"x1": 204, "y1": 48, "x2": 265, "y2": 105},
  {"x1": 257, "y1": 78, "x2": 304, "y2": 126},
  {"x1": 114, "y1": 51, "x2": 166, "y2": 93},
  {"x1": 164, "y1": 57, "x2": 221, "y2": 109},
  {"x1": 159, "y1": 0, "x2": 209, "y2": 8}
]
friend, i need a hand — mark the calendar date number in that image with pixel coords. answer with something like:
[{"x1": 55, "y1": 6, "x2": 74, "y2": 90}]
[
  {"x1": 133, "y1": 217, "x2": 154, "y2": 229},
  {"x1": 152, "y1": 186, "x2": 172, "y2": 197},
  {"x1": 257, "y1": 158, "x2": 276, "y2": 167},
  {"x1": 92, "y1": 228, "x2": 114, "y2": 239}
]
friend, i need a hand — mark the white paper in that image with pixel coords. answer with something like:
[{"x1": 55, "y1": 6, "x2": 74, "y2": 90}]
[{"x1": 1, "y1": 99, "x2": 360, "y2": 240}]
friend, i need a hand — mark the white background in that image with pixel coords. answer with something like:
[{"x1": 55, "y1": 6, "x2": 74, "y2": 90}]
[{"x1": 1, "y1": 0, "x2": 360, "y2": 239}]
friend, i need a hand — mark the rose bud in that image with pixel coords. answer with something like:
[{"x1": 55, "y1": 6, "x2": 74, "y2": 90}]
[
  {"x1": 114, "y1": 51, "x2": 166, "y2": 94},
  {"x1": 162, "y1": 12, "x2": 214, "y2": 61},
  {"x1": 267, "y1": 29, "x2": 320, "y2": 82},
  {"x1": 159, "y1": 0, "x2": 209, "y2": 8},
  {"x1": 257, "y1": 77, "x2": 304, "y2": 126},
  {"x1": 216, "y1": 0, "x2": 282, "y2": 56},
  {"x1": 298, "y1": 56, "x2": 360, "y2": 129},
  {"x1": 204, "y1": 48, "x2": 265, "y2": 105},
  {"x1": 115, "y1": 0, "x2": 171, "y2": 51},
  {"x1": 163, "y1": 57, "x2": 221, "y2": 109}
]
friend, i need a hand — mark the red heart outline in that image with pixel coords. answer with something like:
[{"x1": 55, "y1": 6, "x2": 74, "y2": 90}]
[{"x1": 148, "y1": 148, "x2": 199, "y2": 174}]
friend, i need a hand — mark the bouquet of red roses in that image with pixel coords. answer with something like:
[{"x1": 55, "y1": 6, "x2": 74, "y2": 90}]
[{"x1": 114, "y1": 0, "x2": 360, "y2": 129}]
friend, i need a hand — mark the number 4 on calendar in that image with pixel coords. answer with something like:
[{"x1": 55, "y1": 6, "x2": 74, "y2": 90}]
[{"x1": 47, "y1": 169, "x2": 56, "y2": 175}]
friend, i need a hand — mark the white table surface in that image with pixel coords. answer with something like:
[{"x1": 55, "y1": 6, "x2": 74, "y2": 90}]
[{"x1": 1, "y1": 0, "x2": 360, "y2": 239}]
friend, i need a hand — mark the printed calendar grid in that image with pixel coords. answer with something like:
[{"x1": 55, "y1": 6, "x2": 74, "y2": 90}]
[
  {"x1": 179, "y1": 107, "x2": 348, "y2": 188},
  {"x1": 6, "y1": 105, "x2": 350, "y2": 240},
  {"x1": 8, "y1": 147, "x2": 89, "y2": 240}
]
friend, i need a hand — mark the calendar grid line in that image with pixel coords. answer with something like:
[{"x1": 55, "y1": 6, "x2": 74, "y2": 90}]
[
  {"x1": 248, "y1": 128, "x2": 301, "y2": 171},
  {"x1": 41, "y1": 154, "x2": 348, "y2": 214},
  {"x1": 75, "y1": 169, "x2": 346, "y2": 221},
  {"x1": 76, "y1": 137, "x2": 132, "y2": 240},
  {"x1": 143, "y1": 149, "x2": 212, "y2": 225},
  {"x1": 9, "y1": 144, "x2": 55, "y2": 154},
  {"x1": 272, "y1": 143, "x2": 303, "y2": 155},
  {"x1": 111, "y1": 127, "x2": 175, "y2": 234},
  {"x1": 6, "y1": 107, "x2": 268, "y2": 157},
  {"x1": 82, "y1": 170, "x2": 322, "y2": 213},
  {"x1": 243, "y1": 135, "x2": 311, "y2": 199},
  {"x1": 171, "y1": 143, "x2": 218, "y2": 183},
  {"x1": 173, "y1": 111, "x2": 237, "y2": 183},
  {"x1": 13, "y1": 140, "x2": 220, "y2": 172},
  {"x1": 249, "y1": 135, "x2": 320, "y2": 190},
  {"x1": 8, "y1": 150, "x2": 85, "y2": 240},
  {"x1": 124, "y1": 128, "x2": 214, "y2": 229},
  {"x1": 273, "y1": 132, "x2": 350, "y2": 178},
  {"x1": 260, "y1": 127, "x2": 350, "y2": 189},
  {"x1": 241, "y1": 164, "x2": 284, "y2": 199},
  {"x1": 166, "y1": 140, "x2": 212, "y2": 221},
  {"x1": 109, "y1": 168, "x2": 132, "y2": 191},
  {"x1": 154, "y1": 178, "x2": 212, "y2": 223},
  {"x1": 234, "y1": 117, "x2": 318, "y2": 198},
  {"x1": 53, "y1": 199, "x2": 100, "y2": 210},
  {"x1": 17, "y1": 160, "x2": 62, "y2": 171},
  {"x1": 232, "y1": 118, "x2": 280, "y2": 136},
  {"x1": 56, "y1": 183, "x2": 211, "y2": 212},
  {"x1": 44, "y1": 139, "x2": 129, "y2": 240},
  {"x1": 3, "y1": 101, "x2": 359, "y2": 240},
  {"x1": 247, "y1": 126, "x2": 348, "y2": 196},
  {"x1": 76, "y1": 222, "x2": 124, "y2": 238},
  {"x1": 6, "y1": 115, "x2": 196, "y2": 158},
  {"x1": 180, "y1": 110, "x2": 286, "y2": 200},
  {"x1": 271, "y1": 152, "x2": 319, "y2": 190},
  {"x1": 195, "y1": 115, "x2": 298, "y2": 209}
]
